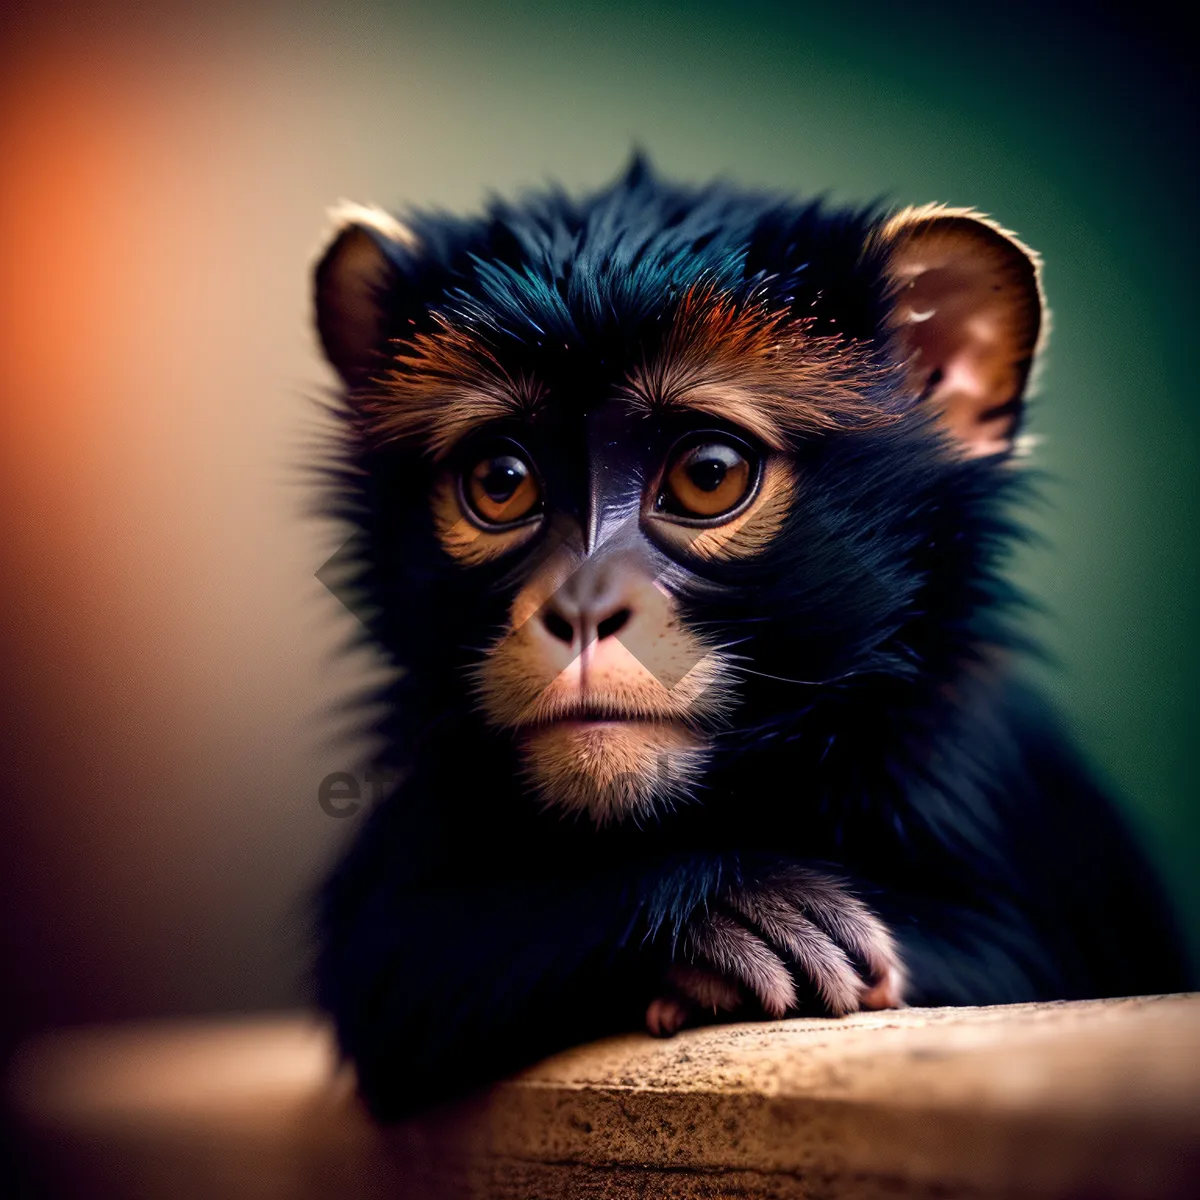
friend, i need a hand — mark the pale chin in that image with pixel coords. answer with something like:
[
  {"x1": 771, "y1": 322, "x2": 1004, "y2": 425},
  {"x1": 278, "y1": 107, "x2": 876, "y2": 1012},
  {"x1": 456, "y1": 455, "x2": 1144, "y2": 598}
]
[{"x1": 519, "y1": 720, "x2": 708, "y2": 824}]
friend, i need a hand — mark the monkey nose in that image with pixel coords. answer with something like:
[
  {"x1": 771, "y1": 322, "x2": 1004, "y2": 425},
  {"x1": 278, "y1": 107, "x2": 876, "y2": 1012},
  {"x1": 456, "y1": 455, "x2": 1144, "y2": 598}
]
[{"x1": 536, "y1": 561, "x2": 636, "y2": 651}]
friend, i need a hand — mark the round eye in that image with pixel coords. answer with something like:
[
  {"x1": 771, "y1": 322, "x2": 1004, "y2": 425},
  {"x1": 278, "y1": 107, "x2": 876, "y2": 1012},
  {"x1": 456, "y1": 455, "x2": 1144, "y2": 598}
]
[
  {"x1": 658, "y1": 438, "x2": 758, "y2": 520},
  {"x1": 462, "y1": 448, "x2": 542, "y2": 527}
]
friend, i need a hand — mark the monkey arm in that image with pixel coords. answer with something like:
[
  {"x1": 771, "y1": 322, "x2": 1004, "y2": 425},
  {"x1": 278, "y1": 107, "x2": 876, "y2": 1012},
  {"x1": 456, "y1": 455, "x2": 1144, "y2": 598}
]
[
  {"x1": 643, "y1": 733, "x2": 1192, "y2": 1030},
  {"x1": 316, "y1": 790, "x2": 727, "y2": 1119},
  {"x1": 318, "y1": 873, "x2": 660, "y2": 1119}
]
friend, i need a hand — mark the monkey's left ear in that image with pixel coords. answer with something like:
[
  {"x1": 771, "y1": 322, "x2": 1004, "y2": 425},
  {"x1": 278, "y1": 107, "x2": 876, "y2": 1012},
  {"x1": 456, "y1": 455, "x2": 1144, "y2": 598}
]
[
  {"x1": 314, "y1": 203, "x2": 416, "y2": 387},
  {"x1": 879, "y1": 205, "x2": 1045, "y2": 457}
]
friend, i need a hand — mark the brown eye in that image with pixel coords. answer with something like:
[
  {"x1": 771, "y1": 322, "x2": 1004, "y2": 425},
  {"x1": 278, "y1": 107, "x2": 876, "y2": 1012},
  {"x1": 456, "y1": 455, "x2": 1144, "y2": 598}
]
[
  {"x1": 659, "y1": 439, "x2": 757, "y2": 520},
  {"x1": 463, "y1": 449, "x2": 541, "y2": 527}
]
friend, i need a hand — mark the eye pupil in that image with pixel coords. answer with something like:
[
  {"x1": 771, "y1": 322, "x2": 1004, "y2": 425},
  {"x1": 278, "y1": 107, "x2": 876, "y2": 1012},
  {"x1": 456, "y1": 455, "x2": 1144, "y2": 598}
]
[
  {"x1": 480, "y1": 457, "x2": 525, "y2": 501},
  {"x1": 687, "y1": 458, "x2": 727, "y2": 493}
]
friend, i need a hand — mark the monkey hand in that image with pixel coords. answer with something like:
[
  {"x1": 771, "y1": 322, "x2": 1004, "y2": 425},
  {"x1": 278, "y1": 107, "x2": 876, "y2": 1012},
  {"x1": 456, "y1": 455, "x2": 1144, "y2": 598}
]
[{"x1": 645, "y1": 867, "x2": 906, "y2": 1038}]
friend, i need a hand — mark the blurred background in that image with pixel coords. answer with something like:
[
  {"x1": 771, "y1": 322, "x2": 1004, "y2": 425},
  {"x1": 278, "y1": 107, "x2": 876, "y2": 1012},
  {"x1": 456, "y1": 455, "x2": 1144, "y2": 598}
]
[{"x1": 1, "y1": 1, "x2": 1196, "y2": 1057}]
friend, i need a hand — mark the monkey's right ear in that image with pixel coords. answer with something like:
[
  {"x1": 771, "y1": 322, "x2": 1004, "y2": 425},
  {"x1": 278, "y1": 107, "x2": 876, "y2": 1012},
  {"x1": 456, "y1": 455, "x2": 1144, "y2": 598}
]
[{"x1": 314, "y1": 203, "x2": 416, "y2": 386}]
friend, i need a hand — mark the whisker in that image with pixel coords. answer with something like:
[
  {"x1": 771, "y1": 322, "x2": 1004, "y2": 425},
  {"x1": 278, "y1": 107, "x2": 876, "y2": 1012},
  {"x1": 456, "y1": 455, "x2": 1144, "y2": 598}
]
[
  {"x1": 726, "y1": 659, "x2": 864, "y2": 687},
  {"x1": 708, "y1": 635, "x2": 755, "y2": 653}
]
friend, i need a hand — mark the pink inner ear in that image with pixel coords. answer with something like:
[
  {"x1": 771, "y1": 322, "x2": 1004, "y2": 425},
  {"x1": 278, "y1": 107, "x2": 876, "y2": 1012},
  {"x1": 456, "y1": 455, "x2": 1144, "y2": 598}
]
[{"x1": 886, "y1": 211, "x2": 1042, "y2": 458}]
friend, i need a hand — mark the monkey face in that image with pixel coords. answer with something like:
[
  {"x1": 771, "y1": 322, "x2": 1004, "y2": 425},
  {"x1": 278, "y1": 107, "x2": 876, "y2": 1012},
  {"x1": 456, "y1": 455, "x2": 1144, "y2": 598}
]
[
  {"x1": 430, "y1": 407, "x2": 796, "y2": 822},
  {"x1": 314, "y1": 167, "x2": 1043, "y2": 826}
]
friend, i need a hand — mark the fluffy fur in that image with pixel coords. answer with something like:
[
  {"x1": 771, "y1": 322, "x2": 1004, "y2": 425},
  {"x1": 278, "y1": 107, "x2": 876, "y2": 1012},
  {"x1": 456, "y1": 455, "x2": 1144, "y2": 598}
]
[{"x1": 314, "y1": 157, "x2": 1191, "y2": 1120}]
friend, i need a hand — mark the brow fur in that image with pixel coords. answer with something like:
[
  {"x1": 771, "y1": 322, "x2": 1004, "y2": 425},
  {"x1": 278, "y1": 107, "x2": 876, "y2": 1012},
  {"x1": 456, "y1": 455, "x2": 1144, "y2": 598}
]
[
  {"x1": 621, "y1": 284, "x2": 895, "y2": 450},
  {"x1": 367, "y1": 315, "x2": 545, "y2": 458}
]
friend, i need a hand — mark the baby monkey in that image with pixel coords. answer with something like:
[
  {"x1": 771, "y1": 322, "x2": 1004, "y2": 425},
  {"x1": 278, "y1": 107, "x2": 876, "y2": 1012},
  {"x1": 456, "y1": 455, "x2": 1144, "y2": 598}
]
[{"x1": 313, "y1": 159, "x2": 1189, "y2": 1119}]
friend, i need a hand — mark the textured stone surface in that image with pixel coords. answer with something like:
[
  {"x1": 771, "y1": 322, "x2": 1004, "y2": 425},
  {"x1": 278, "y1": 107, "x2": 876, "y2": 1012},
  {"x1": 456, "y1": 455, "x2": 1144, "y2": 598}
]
[{"x1": 9, "y1": 994, "x2": 1200, "y2": 1198}]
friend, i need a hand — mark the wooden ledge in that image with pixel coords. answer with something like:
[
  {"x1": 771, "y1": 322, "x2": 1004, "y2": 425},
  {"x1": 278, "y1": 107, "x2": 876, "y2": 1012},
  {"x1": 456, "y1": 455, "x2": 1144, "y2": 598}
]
[{"x1": 8, "y1": 994, "x2": 1200, "y2": 1198}]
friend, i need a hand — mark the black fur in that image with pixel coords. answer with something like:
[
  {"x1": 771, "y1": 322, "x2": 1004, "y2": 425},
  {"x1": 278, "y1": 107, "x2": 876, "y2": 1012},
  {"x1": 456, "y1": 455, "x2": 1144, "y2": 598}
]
[{"x1": 314, "y1": 158, "x2": 1191, "y2": 1120}]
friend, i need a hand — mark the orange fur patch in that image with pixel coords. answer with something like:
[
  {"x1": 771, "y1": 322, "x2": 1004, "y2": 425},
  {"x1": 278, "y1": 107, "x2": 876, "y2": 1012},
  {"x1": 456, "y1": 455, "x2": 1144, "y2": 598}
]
[
  {"x1": 365, "y1": 316, "x2": 544, "y2": 458},
  {"x1": 621, "y1": 285, "x2": 893, "y2": 450},
  {"x1": 363, "y1": 284, "x2": 892, "y2": 460}
]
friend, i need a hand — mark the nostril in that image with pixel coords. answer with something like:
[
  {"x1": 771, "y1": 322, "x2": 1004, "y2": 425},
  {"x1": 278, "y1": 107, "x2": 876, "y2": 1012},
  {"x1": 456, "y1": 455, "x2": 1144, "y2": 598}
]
[
  {"x1": 596, "y1": 608, "x2": 632, "y2": 640},
  {"x1": 541, "y1": 609, "x2": 576, "y2": 645}
]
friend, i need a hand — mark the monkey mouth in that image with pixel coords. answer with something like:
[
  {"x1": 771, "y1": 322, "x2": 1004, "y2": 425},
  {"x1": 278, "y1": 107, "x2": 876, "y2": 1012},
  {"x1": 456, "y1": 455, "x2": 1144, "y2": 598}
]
[
  {"x1": 521, "y1": 700, "x2": 690, "y2": 731},
  {"x1": 501, "y1": 674, "x2": 732, "y2": 736}
]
